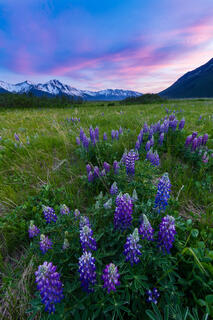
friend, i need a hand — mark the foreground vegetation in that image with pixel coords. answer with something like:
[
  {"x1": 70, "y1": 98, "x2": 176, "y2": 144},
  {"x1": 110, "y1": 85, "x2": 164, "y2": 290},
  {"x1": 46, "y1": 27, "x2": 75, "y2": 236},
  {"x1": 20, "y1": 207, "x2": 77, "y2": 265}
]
[{"x1": 0, "y1": 99, "x2": 213, "y2": 319}]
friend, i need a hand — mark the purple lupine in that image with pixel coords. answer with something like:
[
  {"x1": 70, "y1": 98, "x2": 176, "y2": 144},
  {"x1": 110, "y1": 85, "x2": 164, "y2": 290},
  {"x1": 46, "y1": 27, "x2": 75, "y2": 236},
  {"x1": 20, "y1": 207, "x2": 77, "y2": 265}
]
[
  {"x1": 95, "y1": 127, "x2": 99, "y2": 141},
  {"x1": 35, "y1": 262, "x2": 64, "y2": 313},
  {"x1": 14, "y1": 133, "x2": 20, "y2": 141},
  {"x1": 79, "y1": 251, "x2": 96, "y2": 292},
  {"x1": 101, "y1": 169, "x2": 106, "y2": 176},
  {"x1": 150, "y1": 151, "x2": 160, "y2": 167},
  {"x1": 170, "y1": 119, "x2": 178, "y2": 131},
  {"x1": 119, "y1": 127, "x2": 123, "y2": 135},
  {"x1": 103, "y1": 161, "x2": 110, "y2": 173},
  {"x1": 159, "y1": 132, "x2": 164, "y2": 145},
  {"x1": 185, "y1": 135, "x2": 193, "y2": 147},
  {"x1": 179, "y1": 118, "x2": 185, "y2": 130},
  {"x1": 150, "y1": 135, "x2": 154, "y2": 147},
  {"x1": 202, "y1": 152, "x2": 209, "y2": 163},
  {"x1": 79, "y1": 216, "x2": 91, "y2": 228},
  {"x1": 143, "y1": 122, "x2": 149, "y2": 133},
  {"x1": 28, "y1": 220, "x2": 40, "y2": 238},
  {"x1": 115, "y1": 130, "x2": 119, "y2": 140},
  {"x1": 154, "y1": 173, "x2": 171, "y2": 213},
  {"x1": 103, "y1": 132, "x2": 107, "y2": 141},
  {"x1": 147, "y1": 288, "x2": 160, "y2": 304},
  {"x1": 80, "y1": 225, "x2": 97, "y2": 251},
  {"x1": 103, "y1": 198, "x2": 112, "y2": 209},
  {"x1": 135, "y1": 140, "x2": 140, "y2": 150},
  {"x1": 169, "y1": 114, "x2": 175, "y2": 121},
  {"x1": 123, "y1": 228, "x2": 142, "y2": 266},
  {"x1": 158, "y1": 215, "x2": 176, "y2": 253},
  {"x1": 74, "y1": 209, "x2": 80, "y2": 219},
  {"x1": 80, "y1": 128, "x2": 85, "y2": 142},
  {"x1": 114, "y1": 193, "x2": 133, "y2": 230},
  {"x1": 88, "y1": 171, "x2": 94, "y2": 182},
  {"x1": 60, "y1": 204, "x2": 70, "y2": 215},
  {"x1": 125, "y1": 149, "x2": 139, "y2": 176},
  {"x1": 40, "y1": 235, "x2": 53, "y2": 254},
  {"x1": 191, "y1": 137, "x2": 198, "y2": 151},
  {"x1": 86, "y1": 164, "x2": 92, "y2": 174},
  {"x1": 82, "y1": 135, "x2": 90, "y2": 150},
  {"x1": 202, "y1": 133, "x2": 208, "y2": 145},
  {"x1": 111, "y1": 130, "x2": 116, "y2": 140},
  {"x1": 110, "y1": 182, "x2": 118, "y2": 195},
  {"x1": 113, "y1": 160, "x2": 120, "y2": 174},
  {"x1": 145, "y1": 140, "x2": 151, "y2": 151},
  {"x1": 192, "y1": 131, "x2": 198, "y2": 139},
  {"x1": 102, "y1": 263, "x2": 120, "y2": 293},
  {"x1": 42, "y1": 206, "x2": 57, "y2": 223},
  {"x1": 139, "y1": 214, "x2": 154, "y2": 241},
  {"x1": 89, "y1": 126, "x2": 95, "y2": 145},
  {"x1": 121, "y1": 150, "x2": 127, "y2": 164},
  {"x1": 197, "y1": 136, "x2": 203, "y2": 147},
  {"x1": 93, "y1": 166, "x2": 100, "y2": 178}
]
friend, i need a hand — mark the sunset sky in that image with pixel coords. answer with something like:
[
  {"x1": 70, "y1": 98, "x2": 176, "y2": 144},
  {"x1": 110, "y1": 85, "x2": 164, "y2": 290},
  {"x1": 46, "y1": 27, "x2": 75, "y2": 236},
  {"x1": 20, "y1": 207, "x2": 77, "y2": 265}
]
[{"x1": 0, "y1": 0, "x2": 213, "y2": 92}]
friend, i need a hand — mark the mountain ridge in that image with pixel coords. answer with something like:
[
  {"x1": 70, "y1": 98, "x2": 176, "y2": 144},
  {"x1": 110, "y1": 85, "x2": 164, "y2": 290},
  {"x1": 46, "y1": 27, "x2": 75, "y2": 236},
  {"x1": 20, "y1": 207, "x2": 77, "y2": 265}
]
[
  {"x1": 0, "y1": 79, "x2": 142, "y2": 101},
  {"x1": 159, "y1": 58, "x2": 213, "y2": 98}
]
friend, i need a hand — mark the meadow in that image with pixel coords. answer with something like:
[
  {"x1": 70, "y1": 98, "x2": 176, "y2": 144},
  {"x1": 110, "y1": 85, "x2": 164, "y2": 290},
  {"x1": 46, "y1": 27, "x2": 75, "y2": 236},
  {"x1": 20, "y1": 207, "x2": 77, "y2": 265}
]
[{"x1": 0, "y1": 100, "x2": 213, "y2": 319}]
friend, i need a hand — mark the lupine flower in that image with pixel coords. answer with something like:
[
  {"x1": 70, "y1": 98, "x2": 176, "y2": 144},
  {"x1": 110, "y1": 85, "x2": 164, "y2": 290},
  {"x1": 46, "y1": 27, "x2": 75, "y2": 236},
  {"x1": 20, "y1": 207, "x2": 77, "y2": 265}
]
[
  {"x1": 103, "y1": 132, "x2": 107, "y2": 141},
  {"x1": 79, "y1": 216, "x2": 91, "y2": 228},
  {"x1": 42, "y1": 206, "x2": 57, "y2": 223},
  {"x1": 88, "y1": 171, "x2": 94, "y2": 182},
  {"x1": 86, "y1": 164, "x2": 92, "y2": 174},
  {"x1": 185, "y1": 135, "x2": 193, "y2": 147},
  {"x1": 125, "y1": 149, "x2": 139, "y2": 176},
  {"x1": 159, "y1": 133, "x2": 164, "y2": 145},
  {"x1": 103, "y1": 162, "x2": 110, "y2": 173},
  {"x1": 76, "y1": 137, "x2": 81, "y2": 145},
  {"x1": 120, "y1": 149, "x2": 128, "y2": 164},
  {"x1": 154, "y1": 173, "x2": 171, "y2": 213},
  {"x1": 110, "y1": 182, "x2": 118, "y2": 195},
  {"x1": 143, "y1": 122, "x2": 149, "y2": 133},
  {"x1": 147, "y1": 288, "x2": 160, "y2": 304},
  {"x1": 150, "y1": 135, "x2": 154, "y2": 147},
  {"x1": 139, "y1": 214, "x2": 154, "y2": 241},
  {"x1": 74, "y1": 209, "x2": 80, "y2": 219},
  {"x1": 132, "y1": 189, "x2": 138, "y2": 202},
  {"x1": 40, "y1": 235, "x2": 53, "y2": 254},
  {"x1": 35, "y1": 262, "x2": 63, "y2": 314},
  {"x1": 123, "y1": 228, "x2": 142, "y2": 266},
  {"x1": 14, "y1": 133, "x2": 20, "y2": 141},
  {"x1": 111, "y1": 130, "x2": 116, "y2": 140},
  {"x1": 202, "y1": 133, "x2": 208, "y2": 145},
  {"x1": 119, "y1": 127, "x2": 123, "y2": 135},
  {"x1": 145, "y1": 140, "x2": 151, "y2": 151},
  {"x1": 170, "y1": 119, "x2": 178, "y2": 131},
  {"x1": 101, "y1": 169, "x2": 106, "y2": 176},
  {"x1": 103, "y1": 198, "x2": 112, "y2": 209},
  {"x1": 202, "y1": 152, "x2": 209, "y2": 163},
  {"x1": 135, "y1": 140, "x2": 140, "y2": 150},
  {"x1": 95, "y1": 127, "x2": 99, "y2": 141},
  {"x1": 78, "y1": 251, "x2": 96, "y2": 292},
  {"x1": 197, "y1": 136, "x2": 203, "y2": 147},
  {"x1": 179, "y1": 118, "x2": 185, "y2": 130},
  {"x1": 80, "y1": 225, "x2": 97, "y2": 251},
  {"x1": 82, "y1": 135, "x2": 90, "y2": 150},
  {"x1": 60, "y1": 204, "x2": 70, "y2": 215},
  {"x1": 80, "y1": 128, "x2": 85, "y2": 142},
  {"x1": 94, "y1": 166, "x2": 100, "y2": 178},
  {"x1": 115, "y1": 130, "x2": 119, "y2": 140},
  {"x1": 158, "y1": 215, "x2": 176, "y2": 253},
  {"x1": 113, "y1": 160, "x2": 120, "y2": 174},
  {"x1": 102, "y1": 263, "x2": 120, "y2": 293},
  {"x1": 28, "y1": 220, "x2": 40, "y2": 238},
  {"x1": 191, "y1": 137, "x2": 198, "y2": 151},
  {"x1": 114, "y1": 193, "x2": 133, "y2": 230}
]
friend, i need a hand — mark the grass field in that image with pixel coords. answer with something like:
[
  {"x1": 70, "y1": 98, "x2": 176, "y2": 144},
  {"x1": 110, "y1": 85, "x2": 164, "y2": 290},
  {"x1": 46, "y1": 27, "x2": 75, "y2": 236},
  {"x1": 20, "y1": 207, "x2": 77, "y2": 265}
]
[{"x1": 0, "y1": 100, "x2": 213, "y2": 319}]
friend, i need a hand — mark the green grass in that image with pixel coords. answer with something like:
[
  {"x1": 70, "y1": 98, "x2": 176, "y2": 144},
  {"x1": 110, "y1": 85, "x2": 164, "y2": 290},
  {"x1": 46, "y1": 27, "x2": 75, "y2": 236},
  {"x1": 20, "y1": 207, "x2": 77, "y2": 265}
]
[{"x1": 0, "y1": 99, "x2": 213, "y2": 319}]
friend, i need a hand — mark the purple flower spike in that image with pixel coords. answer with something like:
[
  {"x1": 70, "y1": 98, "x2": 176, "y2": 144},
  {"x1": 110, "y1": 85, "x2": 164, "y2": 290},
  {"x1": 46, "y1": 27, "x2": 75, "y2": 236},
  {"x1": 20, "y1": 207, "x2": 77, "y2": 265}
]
[
  {"x1": 185, "y1": 135, "x2": 193, "y2": 147},
  {"x1": 113, "y1": 160, "x2": 120, "y2": 174},
  {"x1": 158, "y1": 215, "x2": 176, "y2": 253},
  {"x1": 86, "y1": 164, "x2": 92, "y2": 174},
  {"x1": 126, "y1": 149, "x2": 139, "y2": 176},
  {"x1": 154, "y1": 173, "x2": 171, "y2": 213},
  {"x1": 123, "y1": 228, "x2": 142, "y2": 266},
  {"x1": 110, "y1": 182, "x2": 118, "y2": 195},
  {"x1": 42, "y1": 206, "x2": 57, "y2": 223},
  {"x1": 79, "y1": 215, "x2": 91, "y2": 228},
  {"x1": 40, "y1": 235, "x2": 53, "y2": 254},
  {"x1": 28, "y1": 220, "x2": 40, "y2": 238},
  {"x1": 103, "y1": 161, "x2": 111, "y2": 173},
  {"x1": 147, "y1": 288, "x2": 160, "y2": 304},
  {"x1": 80, "y1": 225, "x2": 97, "y2": 251},
  {"x1": 145, "y1": 140, "x2": 151, "y2": 151},
  {"x1": 60, "y1": 204, "x2": 70, "y2": 215},
  {"x1": 101, "y1": 169, "x2": 106, "y2": 176},
  {"x1": 78, "y1": 251, "x2": 96, "y2": 292},
  {"x1": 114, "y1": 193, "x2": 133, "y2": 230},
  {"x1": 14, "y1": 133, "x2": 20, "y2": 141},
  {"x1": 191, "y1": 137, "x2": 198, "y2": 151},
  {"x1": 111, "y1": 130, "x2": 116, "y2": 140},
  {"x1": 103, "y1": 132, "x2": 107, "y2": 141},
  {"x1": 202, "y1": 133, "x2": 208, "y2": 145},
  {"x1": 192, "y1": 132, "x2": 198, "y2": 139},
  {"x1": 139, "y1": 214, "x2": 154, "y2": 241},
  {"x1": 102, "y1": 263, "x2": 120, "y2": 293},
  {"x1": 179, "y1": 118, "x2": 185, "y2": 130},
  {"x1": 159, "y1": 133, "x2": 164, "y2": 145},
  {"x1": 76, "y1": 137, "x2": 81, "y2": 145},
  {"x1": 35, "y1": 262, "x2": 64, "y2": 313},
  {"x1": 94, "y1": 166, "x2": 100, "y2": 178},
  {"x1": 74, "y1": 209, "x2": 80, "y2": 219},
  {"x1": 119, "y1": 127, "x2": 123, "y2": 135}
]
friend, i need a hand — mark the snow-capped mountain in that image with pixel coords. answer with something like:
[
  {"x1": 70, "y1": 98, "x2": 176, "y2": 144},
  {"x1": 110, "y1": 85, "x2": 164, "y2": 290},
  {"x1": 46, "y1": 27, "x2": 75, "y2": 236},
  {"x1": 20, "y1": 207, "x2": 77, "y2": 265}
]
[{"x1": 0, "y1": 79, "x2": 142, "y2": 101}]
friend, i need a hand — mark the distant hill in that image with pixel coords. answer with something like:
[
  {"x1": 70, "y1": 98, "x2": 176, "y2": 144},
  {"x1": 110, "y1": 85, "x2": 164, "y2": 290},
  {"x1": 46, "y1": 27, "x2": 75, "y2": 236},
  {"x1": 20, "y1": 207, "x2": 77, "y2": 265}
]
[
  {"x1": 122, "y1": 93, "x2": 166, "y2": 104},
  {"x1": 159, "y1": 58, "x2": 213, "y2": 98},
  {"x1": 0, "y1": 79, "x2": 142, "y2": 101}
]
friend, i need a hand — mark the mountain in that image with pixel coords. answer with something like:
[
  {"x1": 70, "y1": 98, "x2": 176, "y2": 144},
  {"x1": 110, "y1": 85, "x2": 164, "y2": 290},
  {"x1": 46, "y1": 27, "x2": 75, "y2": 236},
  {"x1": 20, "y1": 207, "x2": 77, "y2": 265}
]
[
  {"x1": 159, "y1": 58, "x2": 213, "y2": 98},
  {"x1": 0, "y1": 79, "x2": 142, "y2": 101}
]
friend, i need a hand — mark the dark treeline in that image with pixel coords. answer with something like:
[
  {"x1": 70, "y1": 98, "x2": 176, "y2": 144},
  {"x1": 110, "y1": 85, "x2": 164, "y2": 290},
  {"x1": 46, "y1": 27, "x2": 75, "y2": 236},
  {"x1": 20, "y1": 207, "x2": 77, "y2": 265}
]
[
  {"x1": 0, "y1": 92, "x2": 83, "y2": 109},
  {"x1": 122, "y1": 93, "x2": 167, "y2": 105}
]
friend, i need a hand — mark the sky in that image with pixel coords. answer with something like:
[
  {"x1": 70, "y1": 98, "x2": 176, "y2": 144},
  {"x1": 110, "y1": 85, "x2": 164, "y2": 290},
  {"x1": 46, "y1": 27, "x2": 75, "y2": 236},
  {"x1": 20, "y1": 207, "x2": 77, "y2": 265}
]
[{"x1": 0, "y1": 0, "x2": 213, "y2": 93}]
